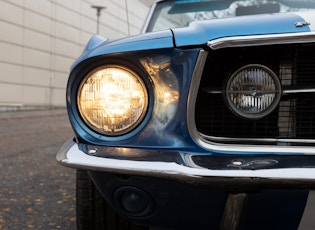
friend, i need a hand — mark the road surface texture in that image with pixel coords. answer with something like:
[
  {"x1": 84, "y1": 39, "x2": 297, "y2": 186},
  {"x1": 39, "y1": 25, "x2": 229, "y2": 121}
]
[{"x1": 0, "y1": 109, "x2": 76, "y2": 229}]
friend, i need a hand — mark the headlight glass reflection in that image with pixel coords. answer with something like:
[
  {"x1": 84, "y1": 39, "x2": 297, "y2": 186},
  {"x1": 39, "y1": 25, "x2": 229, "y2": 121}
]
[
  {"x1": 225, "y1": 64, "x2": 281, "y2": 119},
  {"x1": 77, "y1": 66, "x2": 148, "y2": 136}
]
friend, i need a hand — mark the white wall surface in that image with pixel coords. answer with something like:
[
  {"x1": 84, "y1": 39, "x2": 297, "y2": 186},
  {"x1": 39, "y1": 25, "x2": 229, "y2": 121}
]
[{"x1": 0, "y1": 0, "x2": 150, "y2": 110}]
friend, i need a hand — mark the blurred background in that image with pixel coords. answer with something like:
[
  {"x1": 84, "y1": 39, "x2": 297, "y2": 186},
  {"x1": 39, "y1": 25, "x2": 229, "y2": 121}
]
[{"x1": 0, "y1": 0, "x2": 154, "y2": 111}]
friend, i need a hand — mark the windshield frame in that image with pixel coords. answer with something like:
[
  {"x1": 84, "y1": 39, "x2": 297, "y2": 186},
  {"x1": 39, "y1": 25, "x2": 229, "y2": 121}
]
[{"x1": 142, "y1": 0, "x2": 315, "y2": 33}]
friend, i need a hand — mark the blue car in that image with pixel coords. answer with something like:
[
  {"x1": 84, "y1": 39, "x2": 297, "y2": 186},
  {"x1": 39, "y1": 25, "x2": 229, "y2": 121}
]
[{"x1": 57, "y1": 0, "x2": 315, "y2": 229}]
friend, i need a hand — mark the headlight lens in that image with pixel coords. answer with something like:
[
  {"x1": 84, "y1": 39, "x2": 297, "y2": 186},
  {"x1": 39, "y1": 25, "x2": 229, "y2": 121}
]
[
  {"x1": 77, "y1": 66, "x2": 148, "y2": 136},
  {"x1": 225, "y1": 64, "x2": 281, "y2": 119}
]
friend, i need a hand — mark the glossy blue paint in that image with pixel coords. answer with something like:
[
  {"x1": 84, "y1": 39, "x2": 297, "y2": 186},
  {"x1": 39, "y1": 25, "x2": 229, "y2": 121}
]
[
  {"x1": 172, "y1": 12, "x2": 311, "y2": 47},
  {"x1": 57, "y1": 2, "x2": 315, "y2": 229},
  {"x1": 72, "y1": 30, "x2": 174, "y2": 70},
  {"x1": 84, "y1": 35, "x2": 109, "y2": 51},
  {"x1": 66, "y1": 11, "x2": 313, "y2": 156},
  {"x1": 67, "y1": 48, "x2": 206, "y2": 152}
]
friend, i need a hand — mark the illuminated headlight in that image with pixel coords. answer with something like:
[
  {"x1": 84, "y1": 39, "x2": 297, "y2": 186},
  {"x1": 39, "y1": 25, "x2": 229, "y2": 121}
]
[
  {"x1": 225, "y1": 64, "x2": 281, "y2": 119},
  {"x1": 77, "y1": 66, "x2": 148, "y2": 136}
]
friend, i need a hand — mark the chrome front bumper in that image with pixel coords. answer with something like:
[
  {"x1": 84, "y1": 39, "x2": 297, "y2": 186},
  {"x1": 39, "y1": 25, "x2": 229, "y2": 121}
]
[{"x1": 57, "y1": 139, "x2": 315, "y2": 188}]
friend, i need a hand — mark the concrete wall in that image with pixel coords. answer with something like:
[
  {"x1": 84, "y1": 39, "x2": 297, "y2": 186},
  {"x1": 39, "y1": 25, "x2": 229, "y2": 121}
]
[{"x1": 0, "y1": 0, "x2": 150, "y2": 110}]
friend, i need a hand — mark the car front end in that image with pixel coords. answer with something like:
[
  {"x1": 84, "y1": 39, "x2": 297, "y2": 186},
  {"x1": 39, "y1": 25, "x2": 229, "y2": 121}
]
[{"x1": 57, "y1": 1, "x2": 315, "y2": 229}]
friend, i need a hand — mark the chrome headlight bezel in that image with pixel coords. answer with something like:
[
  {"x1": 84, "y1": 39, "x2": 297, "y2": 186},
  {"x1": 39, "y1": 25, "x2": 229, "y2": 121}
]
[
  {"x1": 76, "y1": 64, "x2": 149, "y2": 137},
  {"x1": 225, "y1": 64, "x2": 282, "y2": 119}
]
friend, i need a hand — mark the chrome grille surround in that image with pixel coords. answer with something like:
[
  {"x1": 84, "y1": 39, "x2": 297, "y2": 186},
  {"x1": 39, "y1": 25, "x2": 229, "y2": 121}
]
[{"x1": 188, "y1": 33, "x2": 315, "y2": 152}]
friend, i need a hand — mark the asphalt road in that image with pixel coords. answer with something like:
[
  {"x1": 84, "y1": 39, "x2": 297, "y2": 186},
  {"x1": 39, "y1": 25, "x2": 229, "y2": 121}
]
[{"x1": 0, "y1": 109, "x2": 76, "y2": 229}]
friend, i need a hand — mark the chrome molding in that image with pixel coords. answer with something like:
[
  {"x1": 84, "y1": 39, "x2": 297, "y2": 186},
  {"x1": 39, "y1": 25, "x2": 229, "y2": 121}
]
[
  {"x1": 208, "y1": 32, "x2": 315, "y2": 50},
  {"x1": 192, "y1": 133, "x2": 315, "y2": 155},
  {"x1": 200, "y1": 133, "x2": 315, "y2": 144},
  {"x1": 283, "y1": 88, "x2": 315, "y2": 94},
  {"x1": 186, "y1": 50, "x2": 315, "y2": 155},
  {"x1": 140, "y1": 1, "x2": 157, "y2": 33},
  {"x1": 57, "y1": 139, "x2": 315, "y2": 181},
  {"x1": 140, "y1": 0, "x2": 166, "y2": 33},
  {"x1": 187, "y1": 50, "x2": 208, "y2": 148},
  {"x1": 203, "y1": 87, "x2": 315, "y2": 95}
]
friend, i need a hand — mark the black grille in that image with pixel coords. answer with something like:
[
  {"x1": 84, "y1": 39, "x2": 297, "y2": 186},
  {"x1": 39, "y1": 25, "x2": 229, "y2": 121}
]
[{"x1": 195, "y1": 44, "x2": 315, "y2": 145}]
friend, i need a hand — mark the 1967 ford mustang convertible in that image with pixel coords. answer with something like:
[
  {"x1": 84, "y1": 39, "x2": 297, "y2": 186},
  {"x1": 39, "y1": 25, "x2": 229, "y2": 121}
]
[{"x1": 57, "y1": 0, "x2": 315, "y2": 229}]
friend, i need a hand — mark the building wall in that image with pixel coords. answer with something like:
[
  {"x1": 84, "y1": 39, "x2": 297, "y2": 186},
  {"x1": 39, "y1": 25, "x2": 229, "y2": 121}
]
[{"x1": 0, "y1": 0, "x2": 150, "y2": 110}]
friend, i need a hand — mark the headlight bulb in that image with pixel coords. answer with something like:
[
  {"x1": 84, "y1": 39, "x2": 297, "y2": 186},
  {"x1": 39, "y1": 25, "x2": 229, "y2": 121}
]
[
  {"x1": 225, "y1": 64, "x2": 281, "y2": 119},
  {"x1": 77, "y1": 66, "x2": 148, "y2": 136}
]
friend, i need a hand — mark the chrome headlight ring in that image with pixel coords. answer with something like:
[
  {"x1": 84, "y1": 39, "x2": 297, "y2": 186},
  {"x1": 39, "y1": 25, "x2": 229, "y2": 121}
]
[{"x1": 225, "y1": 64, "x2": 282, "y2": 119}]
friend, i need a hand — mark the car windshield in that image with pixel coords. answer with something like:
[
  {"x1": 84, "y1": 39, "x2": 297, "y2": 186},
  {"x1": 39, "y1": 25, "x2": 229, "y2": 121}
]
[{"x1": 146, "y1": 0, "x2": 315, "y2": 32}]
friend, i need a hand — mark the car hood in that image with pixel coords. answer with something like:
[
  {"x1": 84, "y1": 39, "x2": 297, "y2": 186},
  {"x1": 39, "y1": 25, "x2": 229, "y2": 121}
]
[
  {"x1": 71, "y1": 30, "x2": 174, "y2": 68},
  {"x1": 73, "y1": 11, "x2": 315, "y2": 69},
  {"x1": 172, "y1": 11, "x2": 315, "y2": 47}
]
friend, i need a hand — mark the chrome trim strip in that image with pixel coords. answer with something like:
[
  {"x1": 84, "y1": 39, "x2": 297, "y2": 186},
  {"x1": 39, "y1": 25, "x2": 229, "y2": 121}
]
[
  {"x1": 140, "y1": 1, "x2": 156, "y2": 33},
  {"x1": 199, "y1": 132, "x2": 315, "y2": 146},
  {"x1": 140, "y1": 0, "x2": 166, "y2": 33},
  {"x1": 191, "y1": 128, "x2": 315, "y2": 156},
  {"x1": 208, "y1": 32, "x2": 315, "y2": 50},
  {"x1": 187, "y1": 50, "x2": 208, "y2": 147},
  {"x1": 186, "y1": 50, "x2": 315, "y2": 155},
  {"x1": 203, "y1": 88, "x2": 315, "y2": 94},
  {"x1": 200, "y1": 133, "x2": 315, "y2": 144},
  {"x1": 283, "y1": 88, "x2": 315, "y2": 94},
  {"x1": 57, "y1": 140, "x2": 315, "y2": 180}
]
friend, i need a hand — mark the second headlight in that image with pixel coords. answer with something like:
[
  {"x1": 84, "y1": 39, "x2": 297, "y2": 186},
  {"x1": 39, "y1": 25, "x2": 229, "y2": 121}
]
[
  {"x1": 225, "y1": 64, "x2": 282, "y2": 119},
  {"x1": 77, "y1": 65, "x2": 148, "y2": 136}
]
